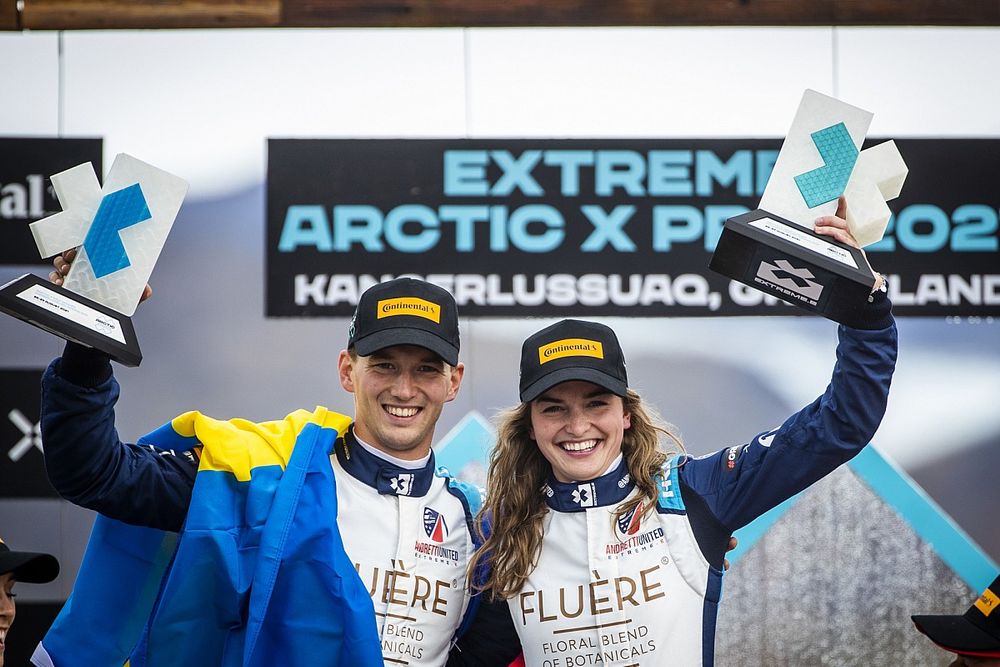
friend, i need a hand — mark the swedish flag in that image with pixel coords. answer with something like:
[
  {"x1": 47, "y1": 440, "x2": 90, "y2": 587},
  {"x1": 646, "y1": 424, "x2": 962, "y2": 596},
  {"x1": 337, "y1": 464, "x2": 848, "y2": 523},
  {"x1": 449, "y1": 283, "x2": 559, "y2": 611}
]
[{"x1": 35, "y1": 408, "x2": 384, "y2": 666}]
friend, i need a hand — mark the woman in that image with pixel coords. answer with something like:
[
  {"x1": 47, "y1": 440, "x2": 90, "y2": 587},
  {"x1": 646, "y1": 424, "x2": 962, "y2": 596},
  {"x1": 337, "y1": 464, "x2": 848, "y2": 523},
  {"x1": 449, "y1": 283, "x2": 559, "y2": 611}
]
[
  {"x1": 464, "y1": 212, "x2": 897, "y2": 666},
  {"x1": 0, "y1": 538, "x2": 59, "y2": 667}
]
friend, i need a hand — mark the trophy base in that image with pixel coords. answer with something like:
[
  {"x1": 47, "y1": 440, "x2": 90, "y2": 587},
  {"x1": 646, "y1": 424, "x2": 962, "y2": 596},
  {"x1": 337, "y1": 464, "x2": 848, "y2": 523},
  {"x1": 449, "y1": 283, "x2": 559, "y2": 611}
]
[
  {"x1": 710, "y1": 209, "x2": 877, "y2": 326},
  {"x1": 0, "y1": 274, "x2": 142, "y2": 367}
]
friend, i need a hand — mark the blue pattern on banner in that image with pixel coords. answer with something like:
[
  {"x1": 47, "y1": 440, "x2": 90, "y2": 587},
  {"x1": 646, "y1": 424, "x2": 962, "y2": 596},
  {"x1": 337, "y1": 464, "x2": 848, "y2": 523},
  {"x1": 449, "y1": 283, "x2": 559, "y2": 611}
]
[
  {"x1": 729, "y1": 492, "x2": 805, "y2": 565},
  {"x1": 84, "y1": 182, "x2": 152, "y2": 278},
  {"x1": 793, "y1": 123, "x2": 859, "y2": 208},
  {"x1": 848, "y1": 446, "x2": 998, "y2": 591},
  {"x1": 728, "y1": 443, "x2": 997, "y2": 592},
  {"x1": 433, "y1": 411, "x2": 494, "y2": 477}
]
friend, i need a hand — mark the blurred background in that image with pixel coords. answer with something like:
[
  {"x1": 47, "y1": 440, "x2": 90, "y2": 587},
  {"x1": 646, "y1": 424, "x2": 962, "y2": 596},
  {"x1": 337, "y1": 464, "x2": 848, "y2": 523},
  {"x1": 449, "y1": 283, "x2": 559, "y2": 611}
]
[{"x1": 0, "y1": 3, "x2": 998, "y2": 664}]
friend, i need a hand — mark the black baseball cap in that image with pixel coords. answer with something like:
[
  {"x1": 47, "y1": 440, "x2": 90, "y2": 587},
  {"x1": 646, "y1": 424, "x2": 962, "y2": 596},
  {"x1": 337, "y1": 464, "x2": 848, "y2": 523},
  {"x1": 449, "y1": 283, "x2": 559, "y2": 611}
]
[
  {"x1": 0, "y1": 538, "x2": 59, "y2": 584},
  {"x1": 348, "y1": 278, "x2": 460, "y2": 366},
  {"x1": 519, "y1": 319, "x2": 628, "y2": 402},
  {"x1": 912, "y1": 575, "x2": 1000, "y2": 658}
]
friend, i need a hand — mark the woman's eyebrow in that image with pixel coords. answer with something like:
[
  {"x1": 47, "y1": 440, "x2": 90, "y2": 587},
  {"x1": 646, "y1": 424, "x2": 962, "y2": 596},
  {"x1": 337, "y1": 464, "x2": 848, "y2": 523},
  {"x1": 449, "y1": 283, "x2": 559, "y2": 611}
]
[{"x1": 584, "y1": 389, "x2": 613, "y2": 399}]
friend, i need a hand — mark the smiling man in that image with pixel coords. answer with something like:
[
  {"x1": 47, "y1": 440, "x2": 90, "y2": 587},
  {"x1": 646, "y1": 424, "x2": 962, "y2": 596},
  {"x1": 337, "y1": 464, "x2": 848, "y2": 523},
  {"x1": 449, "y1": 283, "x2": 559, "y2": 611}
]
[{"x1": 35, "y1": 277, "x2": 492, "y2": 666}]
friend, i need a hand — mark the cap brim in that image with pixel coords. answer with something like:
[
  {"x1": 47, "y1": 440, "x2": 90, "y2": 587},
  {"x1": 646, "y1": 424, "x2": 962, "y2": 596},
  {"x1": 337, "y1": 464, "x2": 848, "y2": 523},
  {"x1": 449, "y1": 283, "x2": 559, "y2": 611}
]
[
  {"x1": 0, "y1": 552, "x2": 59, "y2": 584},
  {"x1": 520, "y1": 366, "x2": 628, "y2": 402},
  {"x1": 912, "y1": 615, "x2": 1000, "y2": 654},
  {"x1": 353, "y1": 328, "x2": 459, "y2": 366}
]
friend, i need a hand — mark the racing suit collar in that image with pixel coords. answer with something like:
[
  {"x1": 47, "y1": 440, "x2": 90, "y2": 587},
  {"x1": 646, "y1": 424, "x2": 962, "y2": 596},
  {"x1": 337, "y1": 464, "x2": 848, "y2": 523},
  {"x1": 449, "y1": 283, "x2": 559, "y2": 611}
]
[
  {"x1": 335, "y1": 428, "x2": 436, "y2": 497},
  {"x1": 542, "y1": 456, "x2": 634, "y2": 512}
]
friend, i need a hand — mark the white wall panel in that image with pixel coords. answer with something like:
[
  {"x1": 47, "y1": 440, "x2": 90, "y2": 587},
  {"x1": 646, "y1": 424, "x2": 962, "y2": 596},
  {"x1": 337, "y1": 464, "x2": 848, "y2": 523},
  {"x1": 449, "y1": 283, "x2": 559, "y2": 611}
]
[
  {"x1": 0, "y1": 33, "x2": 60, "y2": 134},
  {"x1": 466, "y1": 27, "x2": 835, "y2": 137},
  {"x1": 62, "y1": 29, "x2": 467, "y2": 197},
  {"x1": 837, "y1": 28, "x2": 1000, "y2": 136}
]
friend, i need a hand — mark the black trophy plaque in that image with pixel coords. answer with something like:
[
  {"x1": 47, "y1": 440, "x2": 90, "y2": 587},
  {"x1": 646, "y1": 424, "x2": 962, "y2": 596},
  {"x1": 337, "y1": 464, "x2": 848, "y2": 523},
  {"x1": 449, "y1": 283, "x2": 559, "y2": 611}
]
[
  {"x1": 710, "y1": 209, "x2": 876, "y2": 326},
  {"x1": 0, "y1": 273, "x2": 142, "y2": 366}
]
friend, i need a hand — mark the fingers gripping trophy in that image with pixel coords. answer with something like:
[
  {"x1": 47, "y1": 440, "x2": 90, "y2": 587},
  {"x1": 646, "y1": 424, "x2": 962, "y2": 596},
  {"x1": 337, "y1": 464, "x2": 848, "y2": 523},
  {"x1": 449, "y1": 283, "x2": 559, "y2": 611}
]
[
  {"x1": 0, "y1": 154, "x2": 187, "y2": 366},
  {"x1": 710, "y1": 89, "x2": 908, "y2": 325}
]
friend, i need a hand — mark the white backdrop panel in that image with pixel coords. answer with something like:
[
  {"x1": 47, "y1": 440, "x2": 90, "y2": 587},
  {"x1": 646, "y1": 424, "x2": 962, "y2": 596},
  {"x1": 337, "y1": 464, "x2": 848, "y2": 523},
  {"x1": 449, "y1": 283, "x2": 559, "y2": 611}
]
[
  {"x1": 466, "y1": 27, "x2": 834, "y2": 137},
  {"x1": 837, "y1": 28, "x2": 1000, "y2": 137},
  {"x1": 62, "y1": 29, "x2": 468, "y2": 198},
  {"x1": 0, "y1": 33, "x2": 59, "y2": 134}
]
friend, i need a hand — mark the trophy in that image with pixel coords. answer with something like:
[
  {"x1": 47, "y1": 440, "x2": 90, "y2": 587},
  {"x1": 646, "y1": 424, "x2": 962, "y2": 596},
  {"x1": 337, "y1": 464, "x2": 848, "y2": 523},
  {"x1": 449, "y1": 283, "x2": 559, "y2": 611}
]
[
  {"x1": 0, "y1": 154, "x2": 188, "y2": 366},
  {"x1": 710, "y1": 89, "x2": 908, "y2": 324}
]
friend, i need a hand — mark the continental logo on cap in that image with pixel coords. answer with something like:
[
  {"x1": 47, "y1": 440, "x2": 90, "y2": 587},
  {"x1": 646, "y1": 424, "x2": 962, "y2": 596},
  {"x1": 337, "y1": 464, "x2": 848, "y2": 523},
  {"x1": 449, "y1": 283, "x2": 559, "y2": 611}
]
[
  {"x1": 975, "y1": 588, "x2": 999, "y2": 617},
  {"x1": 539, "y1": 338, "x2": 604, "y2": 365},
  {"x1": 376, "y1": 297, "x2": 441, "y2": 323}
]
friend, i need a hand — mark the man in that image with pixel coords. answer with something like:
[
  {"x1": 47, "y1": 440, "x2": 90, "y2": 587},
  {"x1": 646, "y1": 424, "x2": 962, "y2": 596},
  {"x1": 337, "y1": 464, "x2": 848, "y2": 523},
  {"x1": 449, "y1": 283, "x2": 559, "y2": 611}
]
[
  {"x1": 913, "y1": 575, "x2": 1000, "y2": 667},
  {"x1": 0, "y1": 538, "x2": 59, "y2": 667},
  {"x1": 36, "y1": 270, "x2": 496, "y2": 666}
]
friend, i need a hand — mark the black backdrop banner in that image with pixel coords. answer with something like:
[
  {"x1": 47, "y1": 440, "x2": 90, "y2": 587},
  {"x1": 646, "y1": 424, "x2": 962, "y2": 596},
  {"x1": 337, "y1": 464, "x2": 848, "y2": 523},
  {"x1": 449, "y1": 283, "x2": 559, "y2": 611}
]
[
  {"x1": 0, "y1": 137, "x2": 103, "y2": 266},
  {"x1": 0, "y1": 369, "x2": 57, "y2": 498},
  {"x1": 266, "y1": 139, "x2": 999, "y2": 318}
]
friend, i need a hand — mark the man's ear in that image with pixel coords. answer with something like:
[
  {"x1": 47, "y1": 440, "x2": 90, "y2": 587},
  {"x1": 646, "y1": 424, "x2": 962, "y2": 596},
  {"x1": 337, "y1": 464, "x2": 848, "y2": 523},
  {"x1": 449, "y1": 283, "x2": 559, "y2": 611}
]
[
  {"x1": 338, "y1": 350, "x2": 356, "y2": 393},
  {"x1": 445, "y1": 362, "x2": 465, "y2": 402},
  {"x1": 623, "y1": 409, "x2": 632, "y2": 431}
]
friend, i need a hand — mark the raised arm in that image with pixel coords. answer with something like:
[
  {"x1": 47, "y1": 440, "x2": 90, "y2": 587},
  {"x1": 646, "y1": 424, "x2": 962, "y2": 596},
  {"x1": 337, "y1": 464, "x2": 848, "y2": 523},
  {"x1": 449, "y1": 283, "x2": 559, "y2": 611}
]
[
  {"x1": 41, "y1": 342, "x2": 197, "y2": 532},
  {"x1": 679, "y1": 286, "x2": 897, "y2": 532},
  {"x1": 42, "y1": 249, "x2": 194, "y2": 530}
]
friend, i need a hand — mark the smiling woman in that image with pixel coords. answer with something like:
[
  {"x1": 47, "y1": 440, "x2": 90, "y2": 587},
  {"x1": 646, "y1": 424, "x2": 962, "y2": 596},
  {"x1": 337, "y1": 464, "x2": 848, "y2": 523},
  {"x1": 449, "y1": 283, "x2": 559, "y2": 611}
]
[
  {"x1": 468, "y1": 319, "x2": 682, "y2": 607},
  {"x1": 456, "y1": 251, "x2": 898, "y2": 666}
]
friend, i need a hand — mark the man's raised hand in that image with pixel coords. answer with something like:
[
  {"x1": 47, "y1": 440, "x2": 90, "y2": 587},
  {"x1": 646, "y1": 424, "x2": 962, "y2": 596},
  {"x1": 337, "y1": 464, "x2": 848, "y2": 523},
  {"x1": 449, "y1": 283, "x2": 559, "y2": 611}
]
[{"x1": 49, "y1": 248, "x2": 153, "y2": 303}]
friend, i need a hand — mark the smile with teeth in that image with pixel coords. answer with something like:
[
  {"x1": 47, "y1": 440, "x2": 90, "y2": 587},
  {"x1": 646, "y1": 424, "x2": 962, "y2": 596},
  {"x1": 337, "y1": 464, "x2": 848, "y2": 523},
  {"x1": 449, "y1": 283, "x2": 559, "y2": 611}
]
[
  {"x1": 385, "y1": 405, "x2": 420, "y2": 418},
  {"x1": 560, "y1": 439, "x2": 599, "y2": 453}
]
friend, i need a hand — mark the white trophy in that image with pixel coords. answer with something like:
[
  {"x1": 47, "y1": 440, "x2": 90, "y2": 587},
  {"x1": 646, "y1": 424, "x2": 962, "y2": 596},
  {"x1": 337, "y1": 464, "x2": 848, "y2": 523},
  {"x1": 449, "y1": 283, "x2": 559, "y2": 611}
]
[
  {"x1": 710, "y1": 89, "x2": 908, "y2": 324},
  {"x1": 0, "y1": 154, "x2": 188, "y2": 366}
]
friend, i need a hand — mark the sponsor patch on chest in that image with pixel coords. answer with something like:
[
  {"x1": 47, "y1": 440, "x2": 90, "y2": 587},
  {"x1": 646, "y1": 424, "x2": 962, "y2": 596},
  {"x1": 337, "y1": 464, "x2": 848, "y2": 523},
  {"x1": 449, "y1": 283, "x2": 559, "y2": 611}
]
[
  {"x1": 607, "y1": 503, "x2": 666, "y2": 558},
  {"x1": 413, "y1": 506, "x2": 461, "y2": 565}
]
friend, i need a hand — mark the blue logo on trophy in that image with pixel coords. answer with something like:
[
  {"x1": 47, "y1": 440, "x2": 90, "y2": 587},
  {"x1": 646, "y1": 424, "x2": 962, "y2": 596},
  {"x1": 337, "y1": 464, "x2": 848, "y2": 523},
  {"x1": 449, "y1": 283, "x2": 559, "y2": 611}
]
[
  {"x1": 83, "y1": 183, "x2": 153, "y2": 278},
  {"x1": 793, "y1": 122, "x2": 859, "y2": 209},
  {"x1": 0, "y1": 154, "x2": 188, "y2": 365}
]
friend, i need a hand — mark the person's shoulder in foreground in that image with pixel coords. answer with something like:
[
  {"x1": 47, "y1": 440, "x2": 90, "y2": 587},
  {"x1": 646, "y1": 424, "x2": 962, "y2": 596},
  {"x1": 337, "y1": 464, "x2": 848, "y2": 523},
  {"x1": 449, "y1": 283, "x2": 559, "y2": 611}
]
[{"x1": 913, "y1": 574, "x2": 1000, "y2": 666}]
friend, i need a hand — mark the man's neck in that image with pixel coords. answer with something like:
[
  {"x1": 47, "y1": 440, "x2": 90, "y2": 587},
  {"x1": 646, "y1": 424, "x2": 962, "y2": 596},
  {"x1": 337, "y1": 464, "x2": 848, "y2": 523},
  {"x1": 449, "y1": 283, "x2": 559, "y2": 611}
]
[{"x1": 352, "y1": 432, "x2": 431, "y2": 471}]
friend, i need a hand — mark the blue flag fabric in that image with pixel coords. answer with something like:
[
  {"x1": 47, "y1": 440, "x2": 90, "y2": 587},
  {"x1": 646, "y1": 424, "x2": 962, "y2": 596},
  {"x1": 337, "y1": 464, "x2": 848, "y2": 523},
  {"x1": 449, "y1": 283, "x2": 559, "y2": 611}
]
[
  {"x1": 36, "y1": 408, "x2": 384, "y2": 667},
  {"x1": 32, "y1": 519, "x2": 177, "y2": 666}
]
